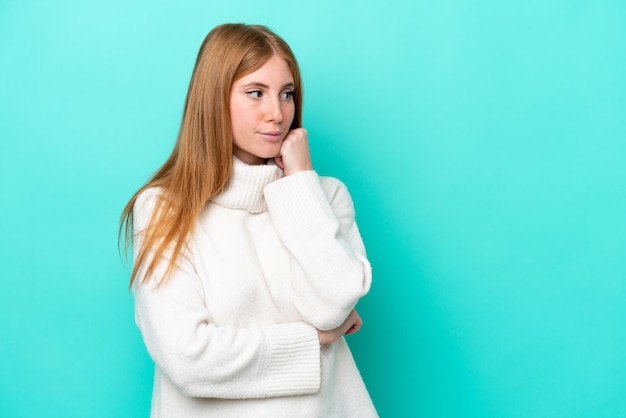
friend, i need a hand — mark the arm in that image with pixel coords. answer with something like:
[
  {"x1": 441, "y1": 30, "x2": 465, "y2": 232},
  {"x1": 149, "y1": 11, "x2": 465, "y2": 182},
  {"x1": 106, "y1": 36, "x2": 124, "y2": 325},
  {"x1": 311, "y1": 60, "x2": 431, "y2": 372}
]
[
  {"x1": 263, "y1": 172, "x2": 372, "y2": 331},
  {"x1": 317, "y1": 309, "x2": 363, "y2": 345},
  {"x1": 132, "y1": 189, "x2": 321, "y2": 399}
]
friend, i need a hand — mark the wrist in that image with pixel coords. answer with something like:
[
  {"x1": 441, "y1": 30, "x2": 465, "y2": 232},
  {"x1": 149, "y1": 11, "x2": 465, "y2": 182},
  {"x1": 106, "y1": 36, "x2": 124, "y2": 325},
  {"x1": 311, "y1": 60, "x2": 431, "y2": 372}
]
[{"x1": 284, "y1": 165, "x2": 313, "y2": 176}]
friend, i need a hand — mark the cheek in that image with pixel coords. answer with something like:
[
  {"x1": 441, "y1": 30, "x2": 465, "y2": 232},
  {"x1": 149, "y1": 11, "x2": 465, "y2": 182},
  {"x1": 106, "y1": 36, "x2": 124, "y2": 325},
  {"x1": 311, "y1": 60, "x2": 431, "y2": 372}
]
[
  {"x1": 229, "y1": 99, "x2": 238, "y2": 130},
  {"x1": 230, "y1": 103, "x2": 253, "y2": 133},
  {"x1": 233, "y1": 99, "x2": 260, "y2": 123},
  {"x1": 286, "y1": 103, "x2": 296, "y2": 125}
]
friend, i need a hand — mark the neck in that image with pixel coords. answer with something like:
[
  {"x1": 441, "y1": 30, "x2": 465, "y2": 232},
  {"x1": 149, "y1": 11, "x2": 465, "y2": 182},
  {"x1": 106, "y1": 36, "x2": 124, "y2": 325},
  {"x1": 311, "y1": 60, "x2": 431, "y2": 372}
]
[{"x1": 211, "y1": 156, "x2": 283, "y2": 213}]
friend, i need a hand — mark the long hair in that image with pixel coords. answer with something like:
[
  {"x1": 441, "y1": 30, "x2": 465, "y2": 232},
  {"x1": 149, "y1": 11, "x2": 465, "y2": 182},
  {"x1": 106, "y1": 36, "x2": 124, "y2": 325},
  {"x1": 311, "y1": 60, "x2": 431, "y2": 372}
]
[{"x1": 119, "y1": 24, "x2": 303, "y2": 287}]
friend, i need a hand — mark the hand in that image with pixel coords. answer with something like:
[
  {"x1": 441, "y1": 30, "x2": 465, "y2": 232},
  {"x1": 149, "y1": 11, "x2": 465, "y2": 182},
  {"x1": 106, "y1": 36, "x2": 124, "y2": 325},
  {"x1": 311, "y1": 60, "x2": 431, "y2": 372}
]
[
  {"x1": 317, "y1": 310, "x2": 363, "y2": 345},
  {"x1": 274, "y1": 128, "x2": 312, "y2": 176}
]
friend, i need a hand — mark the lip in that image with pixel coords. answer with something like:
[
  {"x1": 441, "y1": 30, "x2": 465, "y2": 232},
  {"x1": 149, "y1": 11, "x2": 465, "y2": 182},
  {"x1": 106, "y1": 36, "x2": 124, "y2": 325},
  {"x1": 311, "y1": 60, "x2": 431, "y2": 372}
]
[{"x1": 258, "y1": 131, "x2": 283, "y2": 142}]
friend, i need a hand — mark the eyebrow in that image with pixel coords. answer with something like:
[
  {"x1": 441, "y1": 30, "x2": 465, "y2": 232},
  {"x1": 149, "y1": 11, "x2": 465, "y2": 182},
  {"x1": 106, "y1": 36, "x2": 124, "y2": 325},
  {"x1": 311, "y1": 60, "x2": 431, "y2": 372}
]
[{"x1": 240, "y1": 82, "x2": 295, "y2": 89}]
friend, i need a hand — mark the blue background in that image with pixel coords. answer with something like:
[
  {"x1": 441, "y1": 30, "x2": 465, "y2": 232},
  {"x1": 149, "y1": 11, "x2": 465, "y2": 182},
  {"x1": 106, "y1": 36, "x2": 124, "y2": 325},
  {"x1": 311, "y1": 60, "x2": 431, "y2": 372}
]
[{"x1": 1, "y1": 1, "x2": 625, "y2": 417}]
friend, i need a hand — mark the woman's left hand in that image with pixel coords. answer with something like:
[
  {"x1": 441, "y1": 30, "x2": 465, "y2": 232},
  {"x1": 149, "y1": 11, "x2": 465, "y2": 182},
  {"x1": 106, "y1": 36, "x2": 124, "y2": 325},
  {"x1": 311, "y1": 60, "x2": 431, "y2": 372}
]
[
  {"x1": 274, "y1": 128, "x2": 312, "y2": 176},
  {"x1": 316, "y1": 309, "x2": 363, "y2": 345}
]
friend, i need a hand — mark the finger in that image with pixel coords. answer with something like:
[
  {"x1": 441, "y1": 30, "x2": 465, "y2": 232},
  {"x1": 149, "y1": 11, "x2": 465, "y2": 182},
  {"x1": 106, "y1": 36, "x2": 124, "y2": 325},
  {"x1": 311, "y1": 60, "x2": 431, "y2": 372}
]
[
  {"x1": 344, "y1": 319, "x2": 362, "y2": 335},
  {"x1": 283, "y1": 128, "x2": 304, "y2": 143},
  {"x1": 345, "y1": 310, "x2": 362, "y2": 335},
  {"x1": 354, "y1": 312, "x2": 363, "y2": 328},
  {"x1": 345, "y1": 324, "x2": 358, "y2": 335},
  {"x1": 274, "y1": 155, "x2": 284, "y2": 170}
]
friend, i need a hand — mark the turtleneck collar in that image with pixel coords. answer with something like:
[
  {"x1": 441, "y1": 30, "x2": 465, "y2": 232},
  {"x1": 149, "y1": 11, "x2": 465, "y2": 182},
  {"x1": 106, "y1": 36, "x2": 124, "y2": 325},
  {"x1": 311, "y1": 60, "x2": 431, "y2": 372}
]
[{"x1": 211, "y1": 156, "x2": 284, "y2": 213}]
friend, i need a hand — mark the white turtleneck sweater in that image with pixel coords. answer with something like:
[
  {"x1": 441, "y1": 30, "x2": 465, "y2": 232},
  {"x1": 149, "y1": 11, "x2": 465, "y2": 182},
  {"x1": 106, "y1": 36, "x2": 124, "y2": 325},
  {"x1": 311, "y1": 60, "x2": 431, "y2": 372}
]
[{"x1": 132, "y1": 158, "x2": 377, "y2": 417}]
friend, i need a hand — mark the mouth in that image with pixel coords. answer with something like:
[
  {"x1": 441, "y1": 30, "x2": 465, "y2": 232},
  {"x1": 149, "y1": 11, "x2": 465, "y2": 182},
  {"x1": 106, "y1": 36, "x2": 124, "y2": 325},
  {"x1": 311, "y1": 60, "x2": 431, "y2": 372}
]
[{"x1": 258, "y1": 131, "x2": 283, "y2": 142}]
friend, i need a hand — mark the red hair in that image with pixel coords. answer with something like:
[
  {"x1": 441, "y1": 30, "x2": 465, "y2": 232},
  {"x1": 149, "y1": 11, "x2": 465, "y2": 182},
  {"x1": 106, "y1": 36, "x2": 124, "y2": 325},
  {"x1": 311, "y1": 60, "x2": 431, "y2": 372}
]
[{"x1": 119, "y1": 24, "x2": 303, "y2": 287}]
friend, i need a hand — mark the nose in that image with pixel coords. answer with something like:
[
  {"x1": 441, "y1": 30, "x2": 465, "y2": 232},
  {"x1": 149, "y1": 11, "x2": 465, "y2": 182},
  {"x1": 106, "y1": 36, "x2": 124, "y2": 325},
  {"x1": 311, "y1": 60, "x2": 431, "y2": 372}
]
[{"x1": 265, "y1": 97, "x2": 283, "y2": 123}]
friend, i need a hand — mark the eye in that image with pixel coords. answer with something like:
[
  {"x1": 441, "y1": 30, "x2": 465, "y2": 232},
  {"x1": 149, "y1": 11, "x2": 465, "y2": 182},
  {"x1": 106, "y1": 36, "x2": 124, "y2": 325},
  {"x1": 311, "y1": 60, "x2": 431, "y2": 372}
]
[
  {"x1": 246, "y1": 90, "x2": 263, "y2": 98},
  {"x1": 280, "y1": 90, "x2": 295, "y2": 100}
]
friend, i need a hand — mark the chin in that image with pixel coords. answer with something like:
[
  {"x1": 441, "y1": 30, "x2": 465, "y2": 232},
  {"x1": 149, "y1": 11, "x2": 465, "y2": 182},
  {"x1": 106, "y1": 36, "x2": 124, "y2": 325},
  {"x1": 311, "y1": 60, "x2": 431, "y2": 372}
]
[{"x1": 258, "y1": 146, "x2": 282, "y2": 159}]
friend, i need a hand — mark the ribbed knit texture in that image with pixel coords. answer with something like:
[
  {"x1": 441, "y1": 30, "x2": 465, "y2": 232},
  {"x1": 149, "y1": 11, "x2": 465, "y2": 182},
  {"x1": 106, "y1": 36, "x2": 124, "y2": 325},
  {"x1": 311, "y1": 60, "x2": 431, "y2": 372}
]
[
  {"x1": 212, "y1": 157, "x2": 283, "y2": 213},
  {"x1": 264, "y1": 170, "x2": 337, "y2": 238},
  {"x1": 265, "y1": 323, "x2": 320, "y2": 396},
  {"x1": 132, "y1": 157, "x2": 377, "y2": 418}
]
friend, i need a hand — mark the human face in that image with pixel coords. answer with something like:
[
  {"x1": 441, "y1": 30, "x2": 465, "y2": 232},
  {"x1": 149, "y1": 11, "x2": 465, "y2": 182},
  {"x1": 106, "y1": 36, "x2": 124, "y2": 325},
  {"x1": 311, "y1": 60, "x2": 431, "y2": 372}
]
[{"x1": 230, "y1": 55, "x2": 296, "y2": 165}]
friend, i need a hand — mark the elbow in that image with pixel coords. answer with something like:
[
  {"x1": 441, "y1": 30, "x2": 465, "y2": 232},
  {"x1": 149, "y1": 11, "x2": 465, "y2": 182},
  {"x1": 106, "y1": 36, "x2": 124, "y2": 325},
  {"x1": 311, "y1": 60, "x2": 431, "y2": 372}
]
[
  {"x1": 144, "y1": 326, "x2": 222, "y2": 397},
  {"x1": 170, "y1": 374, "x2": 202, "y2": 397},
  {"x1": 338, "y1": 256, "x2": 372, "y2": 308},
  {"x1": 299, "y1": 260, "x2": 372, "y2": 331},
  {"x1": 306, "y1": 304, "x2": 356, "y2": 331},
  {"x1": 170, "y1": 374, "x2": 211, "y2": 398},
  {"x1": 355, "y1": 254, "x2": 373, "y2": 295},
  {"x1": 155, "y1": 349, "x2": 210, "y2": 397}
]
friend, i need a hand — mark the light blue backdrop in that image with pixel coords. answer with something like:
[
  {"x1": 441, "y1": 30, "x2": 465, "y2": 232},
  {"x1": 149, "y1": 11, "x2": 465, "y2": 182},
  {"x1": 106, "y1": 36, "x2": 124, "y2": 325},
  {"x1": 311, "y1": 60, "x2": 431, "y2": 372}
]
[{"x1": 1, "y1": 1, "x2": 625, "y2": 417}]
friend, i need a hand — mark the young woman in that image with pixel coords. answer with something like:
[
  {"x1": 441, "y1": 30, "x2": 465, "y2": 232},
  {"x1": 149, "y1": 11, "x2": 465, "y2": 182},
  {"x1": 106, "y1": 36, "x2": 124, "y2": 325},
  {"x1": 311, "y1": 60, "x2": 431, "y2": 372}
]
[{"x1": 120, "y1": 23, "x2": 377, "y2": 417}]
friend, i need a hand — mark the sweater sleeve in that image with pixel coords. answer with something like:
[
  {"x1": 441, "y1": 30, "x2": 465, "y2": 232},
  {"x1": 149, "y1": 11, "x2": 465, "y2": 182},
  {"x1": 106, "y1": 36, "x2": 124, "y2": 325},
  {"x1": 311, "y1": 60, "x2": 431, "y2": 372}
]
[
  {"x1": 263, "y1": 171, "x2": 372, "y2": 331},
  {"x1": 132, "y1": 189, "x2": 321, "y2": 399}
]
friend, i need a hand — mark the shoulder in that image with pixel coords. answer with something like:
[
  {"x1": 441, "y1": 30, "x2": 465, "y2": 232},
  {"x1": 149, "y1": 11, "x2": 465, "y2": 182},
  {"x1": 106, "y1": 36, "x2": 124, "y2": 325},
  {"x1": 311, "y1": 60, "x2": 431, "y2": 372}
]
[
  {"x1": 133, "y1": 187, "x2": 165, "y2": 231},
  {"x1": 134, "y1": 187, "x2": 165, "y2": 214},
  {"x1": 136, "y1": 185, "x2": 163, "y2": 202}
]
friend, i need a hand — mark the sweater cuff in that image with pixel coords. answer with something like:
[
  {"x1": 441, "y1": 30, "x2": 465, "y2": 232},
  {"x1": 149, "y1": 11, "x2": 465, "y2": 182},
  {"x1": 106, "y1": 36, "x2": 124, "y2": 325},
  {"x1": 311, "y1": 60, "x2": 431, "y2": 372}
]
[
  {"x1": 264, "y1": 322, "x2": 320, "y2": 397},
  {"x1": 263, "y1": 171, "x2": 336, "y2": 238}
]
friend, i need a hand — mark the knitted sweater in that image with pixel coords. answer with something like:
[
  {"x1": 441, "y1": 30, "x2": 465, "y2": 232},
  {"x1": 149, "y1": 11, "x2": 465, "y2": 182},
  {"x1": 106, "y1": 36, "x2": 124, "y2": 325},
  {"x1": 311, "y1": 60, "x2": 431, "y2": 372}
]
[{"x1": 132, "y1": 157, "x2": 377, "y2": 417}]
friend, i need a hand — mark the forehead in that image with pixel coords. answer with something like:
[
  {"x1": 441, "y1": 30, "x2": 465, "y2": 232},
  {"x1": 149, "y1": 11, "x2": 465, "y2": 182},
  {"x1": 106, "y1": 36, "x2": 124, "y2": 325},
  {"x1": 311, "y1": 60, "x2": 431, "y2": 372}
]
[{"x1": 235, "y1": 55, "x2": 294, "y2": 86}]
